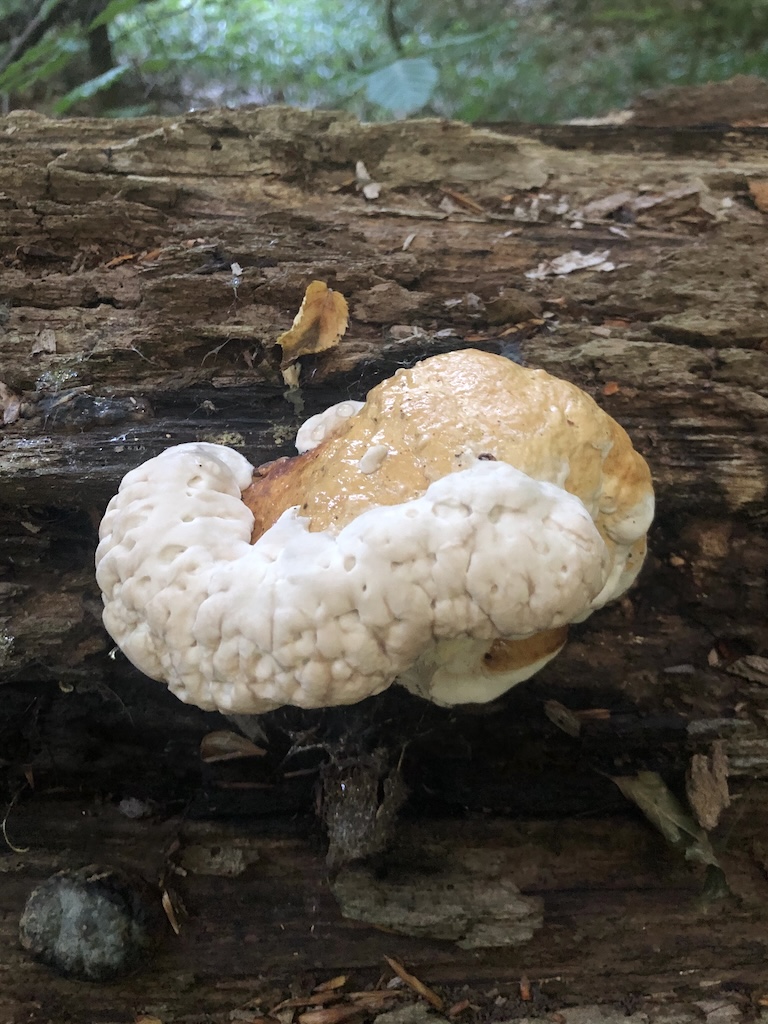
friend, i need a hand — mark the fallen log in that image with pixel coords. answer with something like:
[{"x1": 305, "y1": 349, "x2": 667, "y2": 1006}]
[{"x1": 1, "y1": 107, "x2": 767, "y2": 1021}]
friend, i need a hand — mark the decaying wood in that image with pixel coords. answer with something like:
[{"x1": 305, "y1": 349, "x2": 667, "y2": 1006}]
[
  {"x1": 1, "y1": 107, "x2": 768, "y2": 1020},
  {"x1": 1, "y1": 797, "x2": 768, "y2": 1023}
]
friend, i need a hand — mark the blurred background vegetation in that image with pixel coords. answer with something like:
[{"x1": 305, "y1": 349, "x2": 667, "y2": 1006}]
[{"x1": 1, "y1": 0, "x2": 768, "y2": 122}]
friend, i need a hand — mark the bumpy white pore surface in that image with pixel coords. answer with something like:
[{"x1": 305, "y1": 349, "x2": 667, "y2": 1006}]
[
  {"x1": 295, "y1": 400, "x2": 364, "y2": 453},
  {"x1": 96, "y1": 442, "x2": 611, "y2": 714}
]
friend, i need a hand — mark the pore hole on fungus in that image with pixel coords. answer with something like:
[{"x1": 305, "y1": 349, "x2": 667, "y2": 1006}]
[
  {"x1": 344, "y1": 555, "x2": 356, "y2": 572},
  {"x1": 433, "y1": 501, "x2": 471, "y2": 520},
  {"x1": 487, "y1": 505, "x2": 503, "y2": 524},
  {"x1": 159, "y1": 545, "x2": 185, "y2": 565}
]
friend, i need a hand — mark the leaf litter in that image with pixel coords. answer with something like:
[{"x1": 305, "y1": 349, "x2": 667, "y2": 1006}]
[
  {"x1": 609, "y1": 770, "x2": 730, "y2": 898},
  {"x1": 276, "y1": 281, "x2": 349, "y2": 368}
]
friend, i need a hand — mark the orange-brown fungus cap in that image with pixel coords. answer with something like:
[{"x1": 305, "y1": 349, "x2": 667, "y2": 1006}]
[{"x1": 240, "y1": 349, "x2": 653, "y2": 705}]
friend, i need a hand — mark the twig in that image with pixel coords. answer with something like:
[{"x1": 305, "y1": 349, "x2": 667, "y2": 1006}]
[
  {"x1": 2, "y1": 787, "x2": 29, "y2": 854},
  {"x1": 439, "y1": 186, "x2": 486, "y2": 215},
  {"x1": 383, "y1": 956, "x2": 443, "y2": 1010}
]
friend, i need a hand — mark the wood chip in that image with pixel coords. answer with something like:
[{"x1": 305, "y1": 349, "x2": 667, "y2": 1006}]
[
  {"x1": 447, "y1": 999, "x2": 472, "y2": 1017},
  {"x1": 383, "y1": 956, "x2": 444, "y2": 1011},
  {"x1": 314, "y1": 976, "x2": 349, "y2": 993},
  {"x1": 297, "y1": 1005, "x2": 364, "y2": 1024},
  {"x1": 347, "y1": 992, "x2": 401, "y2": 1008},
  {"x1": 602, "y1": 381, "x2": 620, "y2": 396},
  {"x1": 273, "y1": 992, "x2": 342, "y2": 1012},
  {"x1": 574, "y1": 708, "x2": 611, "y2": 721}
]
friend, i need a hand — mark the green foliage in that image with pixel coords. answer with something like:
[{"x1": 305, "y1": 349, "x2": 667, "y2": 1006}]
[
  {"x1": 53, "y1": 63, "x2": 128, "y2": 113},
  {"x1": 364, "y1": 58, "x2": 440, "y2": 116},
  {"x1": 2, "y1": 0, "x2": 768, "y2": 121}
]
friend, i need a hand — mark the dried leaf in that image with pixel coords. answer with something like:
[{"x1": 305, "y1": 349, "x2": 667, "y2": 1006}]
[
  {"x1": 314, "y1": 976, "x2": 349, "y2": 993},
  {"x1": 611, "y1": 771, "x2": 721, "y2": 869},
  {"x1": 519, "y1": 975, "x2": 532, "y2": 1001},
  {"x1": 686, "y1": 741, "x2": 730, "y2": 831},
  {"x1": 135, "y1": 1017, "x2": 164, "y2": 1024},
  {"x1": 282, "y1": 363, "x2": 302, "y2": 390},
  {"x1": 525, "y1": 249, "x2": 619, "y2": 279},
  {"x1": 200, "y1": 730, "x2": 267, "y2": 763},
  {"x1": 105, "y1": 253, "x2": 139, "y2": 269},
  {"x1": 298, "y1": 1005, "x2": 363, "y2": 1024},
  {"x1": 602, "y1": 381, "x2": 620, "y2": 396},
  {"x1": 543, "y1": 699, "x2": 582, "y2": 738},
  {"x1": 748, "y1": 180, "x2": 768, "y2": 211},
  {"x1": 384, "y1": 956, "x2": 443, "y2": 1011},
  {"x1": 580, "y1": 191, "x2": 634, "y2": 219},
  {"x1": 725, "y1": 654, "x2": 768, "y2": 684},
  {"x1": 277, "y1": 281, "x2": 349, "y2": 367}
]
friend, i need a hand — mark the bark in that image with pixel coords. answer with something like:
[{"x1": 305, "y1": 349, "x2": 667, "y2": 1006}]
[{"x1": 1, "y1": 107, "x2": 768, "y2": 1020}]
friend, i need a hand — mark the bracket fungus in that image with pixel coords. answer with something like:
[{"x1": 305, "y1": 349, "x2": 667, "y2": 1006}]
[{"x1": 96, "y1": 349, "x2": 653, "y2": 715}]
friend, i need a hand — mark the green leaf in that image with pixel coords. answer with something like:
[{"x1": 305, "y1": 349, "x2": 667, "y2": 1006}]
[
  {"x1": 0, "y1": 34, "x2": 83, "y2": 95},
  {"x1": 89, "y1": 0, "x2": 145, "y2": 31},
  {"x1": 611, "y1": 771, "x2": 722, "y2": 869},
  {"x1": 0, "y1": 32, "x2": 65, "y2": 93},
  {"x1": 53, "y1": 64, "x2": 129, "y2": 113},
  {"x1": 364, "y1": 57, "x2": 438, "y2": 115}
]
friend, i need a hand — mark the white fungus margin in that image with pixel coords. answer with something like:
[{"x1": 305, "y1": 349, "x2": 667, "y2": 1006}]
[{"x1": 96, "y1": 442, "x2": 612, "y2": 715}]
